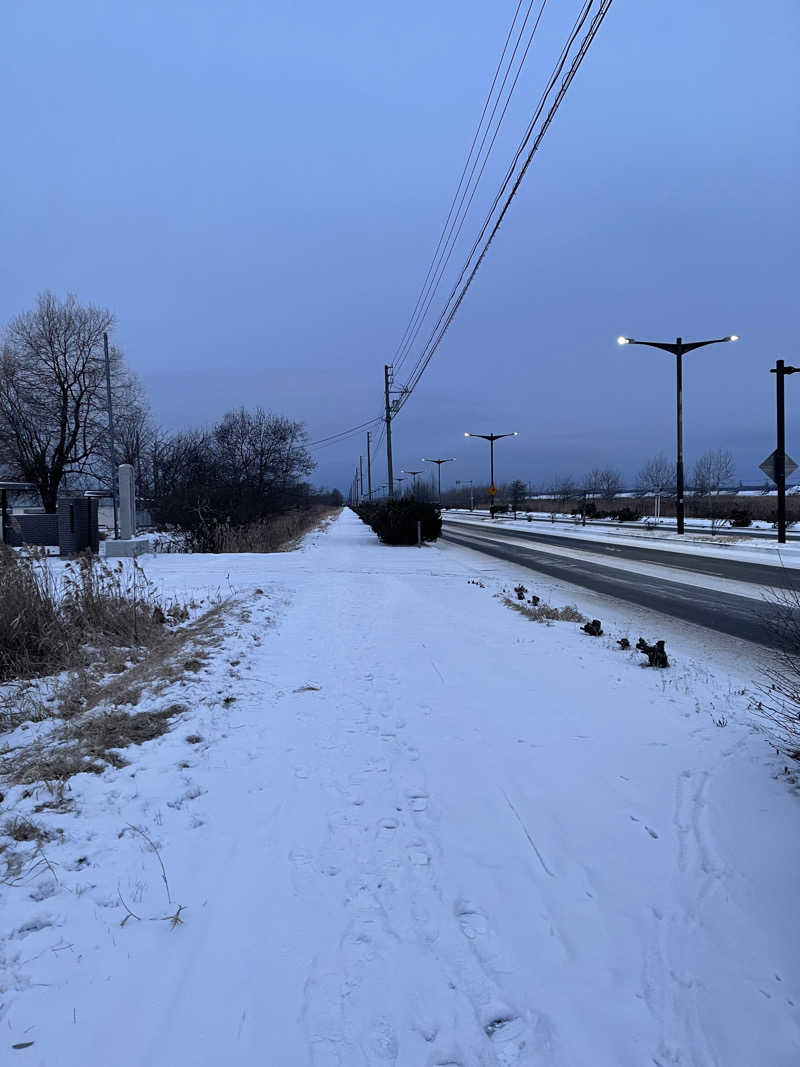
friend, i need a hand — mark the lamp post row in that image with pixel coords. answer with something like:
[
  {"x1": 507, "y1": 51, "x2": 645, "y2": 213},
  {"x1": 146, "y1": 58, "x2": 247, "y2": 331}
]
[{"x1": 366, "y1": 336, "x2": 796, "y2": 542}]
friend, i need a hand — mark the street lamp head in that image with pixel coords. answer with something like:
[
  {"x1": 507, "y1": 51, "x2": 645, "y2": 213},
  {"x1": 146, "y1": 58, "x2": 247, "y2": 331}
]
[
  {"x1": 617, "y1": 336, "x2": 632, "y2": 345},
  {"x1": 727, "y1": 335, "x2": 739, "y2": 342},
  {"x1": 464, "y1": 432, "x2": 471, "y2": 437},
  {"x1": 512, "y1": 432, "x2": 518, "y2": 436}
]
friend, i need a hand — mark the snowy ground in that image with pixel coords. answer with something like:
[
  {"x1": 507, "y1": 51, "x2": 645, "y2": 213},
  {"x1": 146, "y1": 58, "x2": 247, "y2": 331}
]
[{"x1": 1, "y1": 510, "x2": 798, "y2": 1065}]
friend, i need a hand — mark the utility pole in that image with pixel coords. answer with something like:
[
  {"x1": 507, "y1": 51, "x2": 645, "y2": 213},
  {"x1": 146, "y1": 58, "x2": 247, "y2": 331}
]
[
  {"x1": 359, "y1": 455, "x2": 364, "y2": 501},
  {"x1": 384, "y1": 364, "x2": 394, "y2": 498},
  {"x1": 103, "y1": 332, "x2": 119, "y2": 539},
  {"x1": 366, "y1": 431, "x2": 372, "y2": 499}
]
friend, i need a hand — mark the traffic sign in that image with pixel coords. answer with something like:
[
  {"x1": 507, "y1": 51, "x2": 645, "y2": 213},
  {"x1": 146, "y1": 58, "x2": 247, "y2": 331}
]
[
  {"x1": 488, "y1": 485, "x2": 497, "y2": 496},
  {"x1": 759, "y1": 449, "x2": 798, "y2": 484}
]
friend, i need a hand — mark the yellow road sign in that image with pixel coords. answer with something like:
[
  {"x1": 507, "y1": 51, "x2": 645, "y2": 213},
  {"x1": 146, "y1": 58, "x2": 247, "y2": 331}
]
[{"x1": 488, "y1": 485, "x2": 497, "y2": 496}]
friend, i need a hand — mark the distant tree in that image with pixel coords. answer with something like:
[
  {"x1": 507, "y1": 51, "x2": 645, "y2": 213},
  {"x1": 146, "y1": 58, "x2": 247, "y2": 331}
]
[
  {"x1": 692, "y1": 448, "x2": 735, "y2": 496},
  {"x1": 151, "y1": 408, "x2": 315, "y2": 531},
  {"x1": 583, "y1": 466, "x2": 622, "y2": 501},
  {"x1": 548, "y1": 475, "x2": 577, "y2": 518},
  {"x1": 509, "y1": 479, "x2": 527, "y2": 518},
  {"x1": 692, "y1": 448, "x2": 735, "y2": 531},
  {"x1": 0, "y1": 292, "x2": 139, "y2": 511},
  {"x1": 636, "y1": 454, "x2": 676, "y2": 496}
]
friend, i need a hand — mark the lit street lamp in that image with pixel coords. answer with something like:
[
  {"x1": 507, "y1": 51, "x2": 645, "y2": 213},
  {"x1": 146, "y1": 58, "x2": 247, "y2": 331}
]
[
  {"x1": 401, "y1": 469, "x2": 422, "y2": 494},
  {"x1": 464, "y1": 432, "x2": 518, "y2": 517},
  {"x1": 421, "y1": 457, "x2": 455, "y2": 502},
  {"x1": 617, "y1": 334, "x2": 738, "y2": 535}
]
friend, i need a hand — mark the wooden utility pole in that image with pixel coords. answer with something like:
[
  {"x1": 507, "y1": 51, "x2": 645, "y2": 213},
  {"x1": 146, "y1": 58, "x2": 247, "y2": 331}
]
[
  {"x1": 366, "y1": 432, "x2": 372, "y2": 499},
  {"x1": 359, "y1": 455, "x2": 364, "y2": 501},
  {"x1": 384, "y1": 364, "x2": 394, "y2": 498}
]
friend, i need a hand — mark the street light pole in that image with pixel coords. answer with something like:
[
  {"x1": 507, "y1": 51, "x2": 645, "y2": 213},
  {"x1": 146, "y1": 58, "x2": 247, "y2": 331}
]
[
  {"x1": 464, "y1": 432, "x2": 518, "y2": 518},
  {"x1": 617, "y1": 334, "x2": 738, "y2": 535},
  {"x1": 421, "y1": 458, "x2": 455, "y2": 502},
  {"x1": 770, "y1": 359, "x2": 800, "y2": 544},
  {"x1": 401, "y1": 469, "x2": 422, "y2": 495}
]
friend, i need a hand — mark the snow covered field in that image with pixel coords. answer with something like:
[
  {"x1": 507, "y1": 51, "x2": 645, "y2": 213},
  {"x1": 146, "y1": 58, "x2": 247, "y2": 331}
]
[{"x1": 1, "y1": 510, "x2": 798, "y2": 1065}]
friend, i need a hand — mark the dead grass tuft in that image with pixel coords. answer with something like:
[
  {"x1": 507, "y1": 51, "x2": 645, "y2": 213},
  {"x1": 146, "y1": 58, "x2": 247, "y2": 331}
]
[
  {"x1": 503, "y1": 597, "x2": 587, "y2": 625},
  {"x1": 3, "y1": 816, "x2": 50, "y2": 843},
  {"x1": 0, "y1": 546, "x2": 188, "y2": 683}
]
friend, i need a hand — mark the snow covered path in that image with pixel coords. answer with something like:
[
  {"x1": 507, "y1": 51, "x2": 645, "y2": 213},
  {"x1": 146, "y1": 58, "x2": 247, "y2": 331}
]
[{"x1": 3, "y1": 510, "x2": 799, "y2": 1065}]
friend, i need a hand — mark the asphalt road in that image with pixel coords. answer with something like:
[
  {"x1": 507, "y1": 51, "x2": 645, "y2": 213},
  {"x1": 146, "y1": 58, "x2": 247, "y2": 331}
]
[
  {"x1": 443, "y1": 518, "x2": 798, "y2": 588},
  {"x1": 454, "y1": 511, "x2": 800, "y2": 542},
  {"x1": 441, "y1": 522, "x2": 798, "y2": 649}
]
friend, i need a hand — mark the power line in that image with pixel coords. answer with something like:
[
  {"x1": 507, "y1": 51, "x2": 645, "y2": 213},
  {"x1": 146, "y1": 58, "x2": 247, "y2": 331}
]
[
  {"x1": 394, "y1": 0, "x2": 549, "y2": 375},
  {"x1": 396, "y1": 0, "x2": 613, "y2": 409},
  {"x1": 391, "y1": 0, "x2": 527, "y2": 373},
  {"x1": 309, "y1": 415, "x2": 383, "y2": 449}
]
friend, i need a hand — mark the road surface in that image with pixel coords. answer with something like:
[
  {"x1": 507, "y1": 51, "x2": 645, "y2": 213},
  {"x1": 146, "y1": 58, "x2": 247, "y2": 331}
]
[{"x1": 442, "y1": 519, "x2": 797, "y2": 648}]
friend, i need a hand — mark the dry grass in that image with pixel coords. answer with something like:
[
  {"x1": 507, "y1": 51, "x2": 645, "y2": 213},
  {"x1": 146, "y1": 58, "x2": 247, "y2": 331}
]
[
  {"x1": 3, "y1": 816, "x2": 49, "y2": 844},
  {"x1": 0, "y1": 546, "x2": 184, "y2": 683},
  {"x1": 0, "y1": 599, "x2": 226, "y2": 789},
  {"x1": 170, "y1": 506, "x2": 340, "y2": 554},
  {"x1": 504, "y1": 596, "x2": 588, "y2": 625}
]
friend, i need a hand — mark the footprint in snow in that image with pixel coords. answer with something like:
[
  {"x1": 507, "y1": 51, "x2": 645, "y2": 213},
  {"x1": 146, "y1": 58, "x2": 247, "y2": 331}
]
[{"x1": 455, "y1": 900, "x2": 488, "y2": 939}]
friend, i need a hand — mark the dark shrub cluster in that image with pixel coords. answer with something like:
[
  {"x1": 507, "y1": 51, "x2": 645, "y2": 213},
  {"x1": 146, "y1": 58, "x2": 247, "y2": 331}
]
[
  {"x1": 571, "y1": 503, "x2": 641, "y2": 522},
  {"x1": 728, "y1": 507, "x2": 752, "y2": 527},
  {"x1": 354, "y1": 500, "x2": 442, "y2": 545}
]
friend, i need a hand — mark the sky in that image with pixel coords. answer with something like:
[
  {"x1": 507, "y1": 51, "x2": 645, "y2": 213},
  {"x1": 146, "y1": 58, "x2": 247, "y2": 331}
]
[{"x1": 1, "y1": 0, "x2": 798, "y2": 494}]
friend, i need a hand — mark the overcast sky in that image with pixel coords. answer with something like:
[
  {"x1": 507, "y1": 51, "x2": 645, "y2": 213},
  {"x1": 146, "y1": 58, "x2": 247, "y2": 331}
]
[{"x1": 2, "y1": 1, "x2": 797, "y2": 493}]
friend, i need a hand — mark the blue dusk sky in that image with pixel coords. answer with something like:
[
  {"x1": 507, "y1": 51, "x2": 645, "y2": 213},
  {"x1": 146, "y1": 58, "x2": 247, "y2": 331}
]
[{"x1": 1, "y1": 1, "x2": 797, "y2": 492}]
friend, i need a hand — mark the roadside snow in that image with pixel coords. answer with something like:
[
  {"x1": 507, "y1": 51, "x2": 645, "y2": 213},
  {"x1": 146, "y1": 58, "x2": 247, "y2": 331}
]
[
  {"x1": 1, "y1": 511, "x2": 797, "y2": 1066},
  {"x1": 444, "y1": 511, "x2": 800, "y2": 568}
]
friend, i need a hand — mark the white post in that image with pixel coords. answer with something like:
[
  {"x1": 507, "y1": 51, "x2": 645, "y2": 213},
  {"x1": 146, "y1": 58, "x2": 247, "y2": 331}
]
[{"x1": 118, "y1": 464, "x2": 136, "y2": 540}]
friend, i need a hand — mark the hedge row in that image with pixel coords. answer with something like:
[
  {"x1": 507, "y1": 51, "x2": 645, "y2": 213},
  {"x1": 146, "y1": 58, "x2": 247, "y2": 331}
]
[{"x1": 353, "y1": 500, "x2": 442, "y2": 545}]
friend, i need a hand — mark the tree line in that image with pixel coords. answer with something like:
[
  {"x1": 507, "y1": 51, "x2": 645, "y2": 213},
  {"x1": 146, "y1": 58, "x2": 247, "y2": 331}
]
[{"x1": 0, "y1": 292, "x2": 340, "y2": 528}]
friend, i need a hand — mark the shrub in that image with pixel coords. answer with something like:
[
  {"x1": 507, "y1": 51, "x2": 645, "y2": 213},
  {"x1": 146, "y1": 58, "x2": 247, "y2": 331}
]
[
  {"x1": 613, "y1": 507, "x2": 640, "y2": 523},
  {"x1": 354, "y1": 500, "x2": 442, "y2": 545},
  {"x1": 729, "y1": 507, "x2": 752, "y2": 528}
]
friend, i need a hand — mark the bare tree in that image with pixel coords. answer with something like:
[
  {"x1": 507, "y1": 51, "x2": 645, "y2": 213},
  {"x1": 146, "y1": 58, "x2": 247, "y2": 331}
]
[
  {"x1": 152, "y1": 408, "x2": 315, "y2": 531},
  {"x1": 636, "y1": 454, "x2": 676, "y2": 496},
  {"x1": 583, "y1": 467, "x2": 622, "y2": 500},
  {"x1": 692, "y1": 448, "x2": 735, "y2": 495},
  {"x1": 692, "y1": 448, "x2": 735, "y2": 531},
  {"x1": 0, "y1": 292, "x2": 136, "y2": 511},
  {"x1": 548, "y1": 475, "x2": 577, "y2": 518}
]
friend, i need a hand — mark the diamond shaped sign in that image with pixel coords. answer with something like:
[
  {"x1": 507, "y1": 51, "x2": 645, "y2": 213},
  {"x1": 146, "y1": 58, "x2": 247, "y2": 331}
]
[{"x1": 759, "y1": 449, "x2": 798, "y2": 484}]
